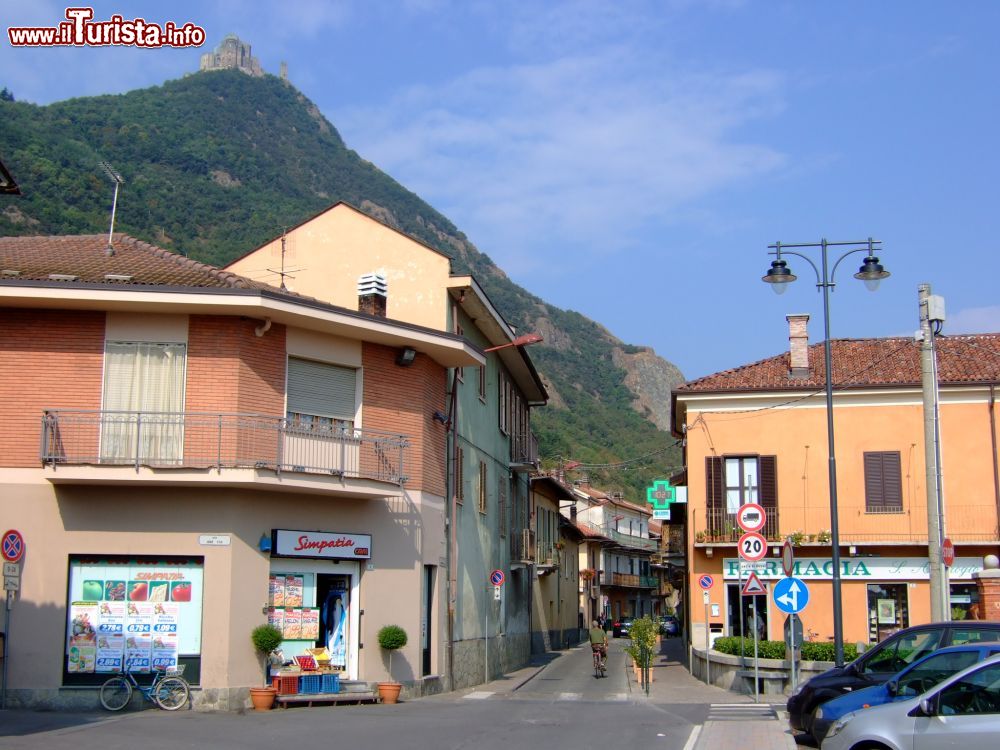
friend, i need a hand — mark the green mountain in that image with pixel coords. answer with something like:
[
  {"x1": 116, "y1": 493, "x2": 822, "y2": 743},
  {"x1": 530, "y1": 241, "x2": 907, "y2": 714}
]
[{"x1": 0, "y1": 70, "x2": 685, "y2": 500}]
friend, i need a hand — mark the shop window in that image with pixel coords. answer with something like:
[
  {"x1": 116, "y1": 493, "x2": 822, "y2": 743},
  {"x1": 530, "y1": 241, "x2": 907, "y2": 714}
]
[
  {"x1": 65, "y1": 555, "x2": 203, "y2": 686},
  {"x1": 101, "y1": 342, "x2": 187, "y2": 463},
  {"x1": 949, "y1": 583, "x2": 981, "y2": 622},
  {"x1": 866, "y1": 582, "x2": 910, "y2": 644},
  {"x1": 864, "y1": 451, "x2": 903, "y2": 513}
]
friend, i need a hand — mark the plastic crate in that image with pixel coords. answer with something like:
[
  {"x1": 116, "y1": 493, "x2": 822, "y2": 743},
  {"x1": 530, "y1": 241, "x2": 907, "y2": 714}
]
[
  {"x1": 321, "y1": 673, "x2": 340, "y2": 694},
  {"x1": 273, "y1": 674, "x2": 298, "y2": 695},
  {"x1": 299, "y1": 674, "x2": 322, "y2": 695}
]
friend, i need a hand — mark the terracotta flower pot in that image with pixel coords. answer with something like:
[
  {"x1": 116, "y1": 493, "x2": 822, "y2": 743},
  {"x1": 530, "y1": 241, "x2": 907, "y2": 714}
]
[
  {"x1": 249, "y1": 686, "x2": 277, "y2": 711},
  {"x1": 377, "y1": 681, "x2": 402, "y2": 704}
]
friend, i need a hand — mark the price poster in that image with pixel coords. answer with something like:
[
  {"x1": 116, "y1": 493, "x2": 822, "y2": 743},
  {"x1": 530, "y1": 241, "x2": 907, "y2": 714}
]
[
  {"x1": 125, "y1": 602, "x2": 153, "y2": 671},
  {"x1": 269, "y1": 575, "x2": 285, "y2": 607},
  {"x1": 96, "y1": 601, "x2": 126, "y2": 673},
  {"x1": 301, "y1": 608, "x2": 319, "y2": 640},
  {"x1": 284, "y1": 575, "x2": 303, "y2": 607},
  {"x1": 283, "y1": 608, "x2": 302, "y2": 640},
  {"x1": 268, "y1": 607, "x2": 285, "y2": 632}
]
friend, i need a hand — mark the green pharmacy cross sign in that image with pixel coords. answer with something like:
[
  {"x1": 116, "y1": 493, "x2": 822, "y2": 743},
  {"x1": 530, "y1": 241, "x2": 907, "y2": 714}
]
[{"x1": 647, "y1": 480, "x2": 675, "y2": 520}]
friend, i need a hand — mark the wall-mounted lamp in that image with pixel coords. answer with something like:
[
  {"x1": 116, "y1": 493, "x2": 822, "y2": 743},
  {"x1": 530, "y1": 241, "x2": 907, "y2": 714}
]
[
  {"x1": 258, "y1": 533, "x2": 272, "y2": 553},
  {"x1": 848, "y1": 545, "x2": 857, "y2": 556},
  {"x1": 395, "y1": 347, "x2": 417, "y2": 367},
  {"x1": 705, "y1": 547, "x2": 714, "y2": 558},
  {"x1": 432, "y1": 410, "x2": 449, "y2": 425}
]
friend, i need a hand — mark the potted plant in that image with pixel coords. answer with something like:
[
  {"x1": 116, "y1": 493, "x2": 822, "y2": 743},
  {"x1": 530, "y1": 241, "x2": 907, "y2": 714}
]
[
  {"x1": 580, "y1": 568, "x2": 596, "y2": 582},
  {"x1": 376, "y1": 624, "x2": 408, "y2": 704},
  {"x1": 249, "y1": 623, "x2": 283, "y2": 711},
  {"x1": 817, "y1": 529, "x2": 832, "y2": 543}
]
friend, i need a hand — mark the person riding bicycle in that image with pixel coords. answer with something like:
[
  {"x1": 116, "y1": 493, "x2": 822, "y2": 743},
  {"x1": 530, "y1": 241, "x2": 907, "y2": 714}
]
[{"x1": 589, "y1": 619, "x2": 608, "y2": 667}]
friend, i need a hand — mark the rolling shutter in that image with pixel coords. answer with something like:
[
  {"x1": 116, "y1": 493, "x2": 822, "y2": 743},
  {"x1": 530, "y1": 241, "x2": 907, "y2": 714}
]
[{"x1": 287, "y1": 357, "x2": 356, "y2": 420}]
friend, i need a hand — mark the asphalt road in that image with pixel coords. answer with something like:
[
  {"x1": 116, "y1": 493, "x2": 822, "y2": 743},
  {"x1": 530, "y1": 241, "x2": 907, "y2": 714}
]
[{"x1": 0, "y1": 644, "x2": 712, "y2": 750}]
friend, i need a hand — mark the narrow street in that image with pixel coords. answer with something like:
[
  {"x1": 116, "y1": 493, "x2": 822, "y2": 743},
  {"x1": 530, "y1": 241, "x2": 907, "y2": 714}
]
[{"x1": 0, "y1": 641, "x2": 741, "y2": 750}]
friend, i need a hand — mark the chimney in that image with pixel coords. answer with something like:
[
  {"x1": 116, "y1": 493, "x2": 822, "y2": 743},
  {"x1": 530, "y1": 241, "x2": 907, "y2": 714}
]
[
  {"x1": 787, "y1": 313, "x2": 810, "y2": 378},
  {"x1": 357, "y1": 273, "x2": 387, "y2": 318}
]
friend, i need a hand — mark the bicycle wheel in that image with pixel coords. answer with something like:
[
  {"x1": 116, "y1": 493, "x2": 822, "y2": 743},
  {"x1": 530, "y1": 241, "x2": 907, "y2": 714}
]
[
  {"x1": 154, "y1": 676, "x2": 190, "y2": 711},
  {"x1": 99, "y1": 677, "x2": 133, "y2": 711}
]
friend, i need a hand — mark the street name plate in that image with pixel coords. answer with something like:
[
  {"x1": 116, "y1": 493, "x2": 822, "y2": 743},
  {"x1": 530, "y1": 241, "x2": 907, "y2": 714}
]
[{"x1": 199, "y1": 534, "x2": 231, "y2": 546}]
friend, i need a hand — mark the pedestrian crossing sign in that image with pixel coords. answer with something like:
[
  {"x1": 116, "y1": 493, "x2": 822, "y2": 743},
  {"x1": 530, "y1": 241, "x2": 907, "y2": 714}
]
[{"x1": 741, "y1": 571, "x2": 766, "y2": 597}]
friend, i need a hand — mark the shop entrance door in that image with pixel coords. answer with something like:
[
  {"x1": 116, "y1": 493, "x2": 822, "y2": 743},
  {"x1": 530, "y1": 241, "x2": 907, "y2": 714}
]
[
  {"x1": 727, "y1": 583, "x2": 768, "y2": 641},
  {"x1": 317, "y1": 574, "x2": 350, "y2": 673}
]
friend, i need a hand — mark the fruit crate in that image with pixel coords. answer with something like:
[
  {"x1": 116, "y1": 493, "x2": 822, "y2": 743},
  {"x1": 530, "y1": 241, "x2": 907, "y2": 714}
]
[
  {"x1": 321, "y1": 673, "x2": 340, "y2": 694},
  {"x1": 273, "y1": 675, "x2": 298, "y2": 695},
  {"x1": 299, "y1": 674, "x2": 322, "y2": 695}
]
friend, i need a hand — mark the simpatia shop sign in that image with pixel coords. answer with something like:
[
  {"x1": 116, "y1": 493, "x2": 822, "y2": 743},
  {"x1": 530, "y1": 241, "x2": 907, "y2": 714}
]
[
  {"x1": 273, "y1": 529, "x2": 372, "y2": 560},
  {"x1": 723, "y1": 556, "x2": 984, "y2": 581}
]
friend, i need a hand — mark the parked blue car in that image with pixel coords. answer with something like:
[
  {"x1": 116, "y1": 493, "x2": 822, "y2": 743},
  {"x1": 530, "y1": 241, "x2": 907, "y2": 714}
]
[{"x1": 812, "y1": 643, "x2": 1000, "y2": 746}]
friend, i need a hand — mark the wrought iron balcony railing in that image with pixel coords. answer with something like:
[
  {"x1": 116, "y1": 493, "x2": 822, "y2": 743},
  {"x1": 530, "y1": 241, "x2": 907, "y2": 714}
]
[
  {"x1": 511, "y1": 428, "x2": 538, "y2": 469},
  {"x1": 40, "y1": 410, "x2": 409, "y2": 485},
  {"x1": 697, "y1": 507, "x2": 782, "y2": 543}
]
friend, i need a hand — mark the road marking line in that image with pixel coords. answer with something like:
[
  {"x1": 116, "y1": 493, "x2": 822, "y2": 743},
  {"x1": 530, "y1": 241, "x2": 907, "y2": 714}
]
[
  {"x1": 682, "y1": 725, "x2": 701, "y2": 750},
  {"x1": 462, "y1": 691, "x2": 495, "y2": 700},
  {"x1": 558, "y1": 692, "x2": 581, "y2": 701}
]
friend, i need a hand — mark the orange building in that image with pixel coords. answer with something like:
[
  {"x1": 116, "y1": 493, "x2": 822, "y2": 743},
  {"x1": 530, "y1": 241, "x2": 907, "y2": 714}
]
[{"x1": 672, "y1": 315, "x2": 1000, "y2": 649}]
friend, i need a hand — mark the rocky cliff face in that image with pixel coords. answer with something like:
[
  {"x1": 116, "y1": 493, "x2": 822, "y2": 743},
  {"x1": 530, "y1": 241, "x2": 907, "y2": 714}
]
[{"x1": 613, "y1": 346, "x2": 686, "y2": 431}]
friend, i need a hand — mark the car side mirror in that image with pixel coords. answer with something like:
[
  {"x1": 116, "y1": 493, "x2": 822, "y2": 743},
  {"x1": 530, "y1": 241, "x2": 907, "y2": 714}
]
[
  {"x1": 910, "y1": 698, "x2": 935, "y2": 717},
  {"x1": 886, "y1": 680, "x2": 898, "y2": 696}
]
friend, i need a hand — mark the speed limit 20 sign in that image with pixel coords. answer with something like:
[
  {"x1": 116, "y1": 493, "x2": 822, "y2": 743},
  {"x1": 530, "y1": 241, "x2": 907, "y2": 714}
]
[{"x1": 738, "y1": 531, "x2": 768, "y2": 562}]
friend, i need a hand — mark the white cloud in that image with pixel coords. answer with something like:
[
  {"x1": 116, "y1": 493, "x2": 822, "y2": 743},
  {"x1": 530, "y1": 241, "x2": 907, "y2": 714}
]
[
  {"x1": 337, "y1": 46, "x2": 787, "y2": 274},
  {"x1": 946, "y1": 305, "x2": 1000, "y2": 335}
]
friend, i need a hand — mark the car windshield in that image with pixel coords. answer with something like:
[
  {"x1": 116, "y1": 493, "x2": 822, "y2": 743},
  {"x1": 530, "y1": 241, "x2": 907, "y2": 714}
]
[
  {"x1": 862, "y1": 630, "x2": 943, "y2": 675},
  {"x1": 895, "y1": 651, "x2": 981, "y2": 697}
]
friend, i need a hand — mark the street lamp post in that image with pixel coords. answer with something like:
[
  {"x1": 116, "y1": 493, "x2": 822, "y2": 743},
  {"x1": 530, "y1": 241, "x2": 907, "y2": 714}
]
[{"x1": 762, "y1": 238, "x2": 890, "y2": 667}]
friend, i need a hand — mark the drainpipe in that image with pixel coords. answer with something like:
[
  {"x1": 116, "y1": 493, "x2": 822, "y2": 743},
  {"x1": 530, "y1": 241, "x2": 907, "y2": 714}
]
[
  {"x1": 445, "y1": 369, "x2": 459, "y2": 690},
  {"x1": 990, "y1": 385, "x2": 1000, "y2": 538}
]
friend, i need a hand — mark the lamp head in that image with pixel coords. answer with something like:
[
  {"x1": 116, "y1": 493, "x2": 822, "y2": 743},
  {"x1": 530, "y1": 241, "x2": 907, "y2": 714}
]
[
  {"x1": 395, "y1": 347, "x2": 417, "y2": 367},
  {"x1": 762, "y1": 259, "x2": 796, "y2": 294},
  {"x1": 854, "y1": 255, "x2": 890, "y2": 291}
]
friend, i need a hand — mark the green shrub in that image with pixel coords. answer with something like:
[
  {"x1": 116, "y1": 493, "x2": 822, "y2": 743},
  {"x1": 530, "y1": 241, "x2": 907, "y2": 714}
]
[
  {"x1": 712, "y1": 636, "x2": 858, "y2": 663},
  {"x1": 250, "y1": 624, "x2": 283, "y2": 687},
  {"x1": 377, "y1": 625, "x2": 408, "y2": 681}
]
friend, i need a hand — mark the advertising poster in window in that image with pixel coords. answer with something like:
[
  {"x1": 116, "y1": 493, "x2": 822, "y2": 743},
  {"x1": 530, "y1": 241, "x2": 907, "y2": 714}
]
[
  {"x1": 268, "y1": 607, "x2": 285, "y2": 632},
  {"x1": 68, "y1": 602, "x2": 98, "y2": 673},
  {"x1": 877, "y1": 598, "x2": 897, "y2": 624},
  {"x1": 95, "y1": 601, "x2": 126, "y2": 672},
  {"x1": 66, "y1": 558, "x2": 203, "y2": 674}
]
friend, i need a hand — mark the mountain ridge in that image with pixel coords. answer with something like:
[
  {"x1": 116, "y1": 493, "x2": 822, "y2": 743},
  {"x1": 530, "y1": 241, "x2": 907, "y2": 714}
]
[{"x1": 0, "y1": 69, "x2": 685, "y2": 498}]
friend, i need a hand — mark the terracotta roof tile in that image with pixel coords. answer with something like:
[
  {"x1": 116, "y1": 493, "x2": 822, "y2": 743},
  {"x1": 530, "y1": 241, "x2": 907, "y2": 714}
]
[
  {"x1": 0, "y1": 234, "x2": 278, "y2": 291},
  {"x1": 573, "y1": 521, "x2": 609, "y2": 540},
  {"x1": 677, "y1": 334, "x2": 1000, "y2": 393}
]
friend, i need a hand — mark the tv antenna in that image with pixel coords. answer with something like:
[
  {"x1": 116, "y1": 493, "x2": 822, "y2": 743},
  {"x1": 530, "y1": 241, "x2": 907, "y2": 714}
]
[
  {"x1": 266, "y1": 229, "x2": 302, "y2": 290},
  {"x1": 99, "y1": 161, "x2": 125, "y2": 255}
]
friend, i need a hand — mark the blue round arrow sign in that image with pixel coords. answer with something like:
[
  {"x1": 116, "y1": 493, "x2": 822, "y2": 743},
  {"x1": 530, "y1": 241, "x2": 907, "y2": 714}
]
[{"x1": 773, "y1": 576, "x2": 809, "y2": 614}]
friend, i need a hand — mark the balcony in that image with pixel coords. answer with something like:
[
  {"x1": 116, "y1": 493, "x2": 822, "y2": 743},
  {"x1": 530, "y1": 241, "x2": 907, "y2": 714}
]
[
  {"x1": 606, "y1": 528, "x2": 657, "y2": 552},
  {"x1": 511, "y1": 528, "x2": 535, "y2": 564},
  {"x1": 40, "y1": 410, "x2": 409, "y2": 496},
  {"x1": 510, "y1": 429, "x2": 538, "y2": 472},
  {"x1": 609, "y1": 573, "x2": 658, "y2": 588},
  {"x1": 697, "y1": 507, "x2": 782, "y2": 544}
]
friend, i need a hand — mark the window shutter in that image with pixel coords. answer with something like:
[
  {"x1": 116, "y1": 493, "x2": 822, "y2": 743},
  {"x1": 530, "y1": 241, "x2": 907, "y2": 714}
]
[
  {"x1": 865, "y1": 451, "x2": 902, "y2": 511},
  {"x1": 706, "y1": 456, "x2": 724, "y2": 511},
  {"x1": 759, "y1": 456, "x2": 778, "y2": 510},
  {"x1": 287, "y1": 358, "x2": 356, "y2": 420}
]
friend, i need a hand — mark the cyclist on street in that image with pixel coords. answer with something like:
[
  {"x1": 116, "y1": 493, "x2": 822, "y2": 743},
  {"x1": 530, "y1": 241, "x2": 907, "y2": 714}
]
[{"x1": 589, "y1": 619, "x2": 608, "y2": 669}]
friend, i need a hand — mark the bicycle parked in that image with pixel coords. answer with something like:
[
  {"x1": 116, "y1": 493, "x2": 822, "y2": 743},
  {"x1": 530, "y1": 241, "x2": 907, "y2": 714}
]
[{"x1": 99, "y1": 663, "x2": 190, "y2": 711}]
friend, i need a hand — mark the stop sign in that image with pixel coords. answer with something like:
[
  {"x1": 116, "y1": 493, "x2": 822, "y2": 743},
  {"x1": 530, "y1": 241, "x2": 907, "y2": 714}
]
[{"x1": 942, "y1": 538, "x2": 955, "y2": 567}]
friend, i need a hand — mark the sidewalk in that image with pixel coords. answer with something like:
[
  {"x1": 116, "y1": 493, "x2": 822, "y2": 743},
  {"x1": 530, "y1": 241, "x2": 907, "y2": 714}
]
[{"x1": 630, "y1": 637, "x2": 797, "y2": 750}]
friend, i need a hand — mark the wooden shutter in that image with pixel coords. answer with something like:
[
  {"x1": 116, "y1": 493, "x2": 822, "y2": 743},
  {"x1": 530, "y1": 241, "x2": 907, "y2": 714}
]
[
  {"x1": 759, "y1": 456, "x2": 778, "y2": 510},
  {"x1": 706, "y1": 456, "x2": 724, "y2": 511},
  {"x1": 865, "y1": 451, "x2": 902, "y2": 511}
]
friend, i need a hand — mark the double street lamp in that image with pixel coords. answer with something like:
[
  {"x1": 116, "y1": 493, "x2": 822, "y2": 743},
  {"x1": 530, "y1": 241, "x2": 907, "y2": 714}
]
[{"x1": 762, "y1": 238, "x2": 890, "y2": 667}]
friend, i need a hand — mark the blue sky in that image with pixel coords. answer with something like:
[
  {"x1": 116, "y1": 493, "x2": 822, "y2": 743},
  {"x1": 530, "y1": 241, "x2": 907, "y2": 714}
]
[{"x1": 2, "y1": 1, "x2": 998, "y2": 379}]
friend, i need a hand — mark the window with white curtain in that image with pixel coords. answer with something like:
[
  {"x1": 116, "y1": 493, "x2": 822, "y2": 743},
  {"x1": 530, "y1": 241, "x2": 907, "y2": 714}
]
[{"x1": 101, "y1": 342, "x2": 187, "y2": 463}]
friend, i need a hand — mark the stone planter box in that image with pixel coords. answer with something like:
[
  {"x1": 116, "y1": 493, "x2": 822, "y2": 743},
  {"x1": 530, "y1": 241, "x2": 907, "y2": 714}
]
[{"x1": 690, "y1": 645, "x2": 834, "y2": 696}]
